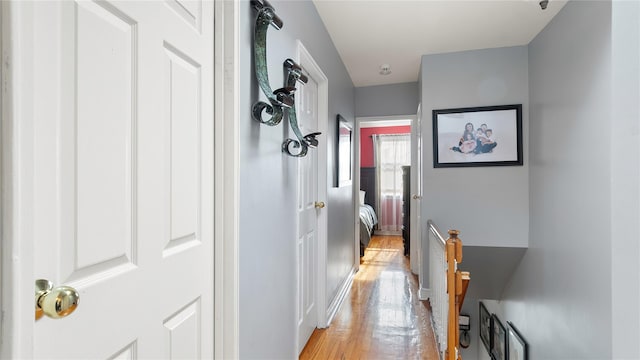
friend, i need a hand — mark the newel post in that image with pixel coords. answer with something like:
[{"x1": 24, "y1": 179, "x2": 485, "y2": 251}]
[{"x1": 446, "y1": 229, "x2": 463, "y2": 360}]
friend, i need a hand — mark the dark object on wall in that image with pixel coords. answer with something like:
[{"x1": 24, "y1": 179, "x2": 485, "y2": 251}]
[
  {"x1": 459, "y1": 314, "x2": 471, "y2": 348},
  {"x1": 251, "y1": 1, "x2": 320, "y2": 157},
  {"x1": 402, "y1": 166, "x2": 410, "y2": 256},
  {"x1": 507, "y1": 322, "x2": 529, "y2": 360},
  {"x1": 433, "y1": 104, "x2": 523, "y2": 168},
  {"x1": 491, "y1": 314, "x2": 507, "y2": 360},
  {"x1": 360, "y1": 167, "x2": 377, "y2": 212},
  {"x1": 479, "y1": 301, "x2": 491, "y2": 354},
  {"x1": 336, "y1": 115, "x2": 352, "y2": 186},
  {"x1": 539, "y1": 0, "x2": 549, "y2": 10}
]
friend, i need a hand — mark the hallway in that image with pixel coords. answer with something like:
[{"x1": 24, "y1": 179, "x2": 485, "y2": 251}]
[{"x1": 299, "y1": 235, "x2": 439, "y2": 359}]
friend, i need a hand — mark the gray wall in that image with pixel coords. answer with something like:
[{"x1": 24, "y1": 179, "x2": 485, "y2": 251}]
[
  {"x1": 501, "y1": 2, "x2": 615, "y2": 358},
  {"x1": 239, "y1": 1, "x2": 355, "y2": 358},
  {"x1": 355, "y1": 82, "x2": 419, "y2": 117},
  {"x1": 420, "y1": 46, "x2": 530, "y2": 249},
  {"x1": 611, "y1": 1, "x2": 640, "y2": 358}
]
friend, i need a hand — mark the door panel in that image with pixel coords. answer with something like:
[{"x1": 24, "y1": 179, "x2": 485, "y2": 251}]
[
  {"x1": 60, "y1": 0, "x2": 137, "y2": 284},
  {"x1": 75, "y1": 0, "x2": 135, "y2": 270},
  {"x1": 163, "y1": 299, "x2": 202, "y2": 359},
  {"x1": 110, "y1": 342, "x2": 137, "y2": 360},
  {"x1": 165, "y1": 41, "x2": 201, "y2": 255},
  {"x1": 165, "y1": 0, "x2": 202, "y2": 33},
  {"x1": 26, "y1": 1, "x2": 214, "y2": 358}
]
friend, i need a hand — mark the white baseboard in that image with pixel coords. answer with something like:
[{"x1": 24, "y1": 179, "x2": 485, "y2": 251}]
[
  {"x1": 419, "y1": 287, "x2": 431, "y2": 301},
  {"x1": 323, "y1": 266, "x2": 356, "y2": 328}
]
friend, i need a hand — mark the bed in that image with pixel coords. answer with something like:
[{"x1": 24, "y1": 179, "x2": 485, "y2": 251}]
[{"x1": 359, "y1": 191, "x2": 378, "y2": 256}]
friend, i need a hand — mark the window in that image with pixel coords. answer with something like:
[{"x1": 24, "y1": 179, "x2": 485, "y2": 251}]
[{"x1": 373, "y1": 134, "x2": 410, "y2": 232}]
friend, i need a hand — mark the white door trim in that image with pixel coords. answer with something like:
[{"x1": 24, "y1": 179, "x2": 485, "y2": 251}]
[
  {"x1": 214, "y1": 0, "x2": 240, "y2": 358},
  {"x1": 354, "y1": 116, "x2": 361, "y2": 270},
  {"x1": 295, "y1": 41, "x2": 329, "y2": 335},
  {"x1": 1, "y1": 2, "x2": 37, "y2": 356},
  {"x1": 0, "y1": 2, "x2": 240, "y2": 358}
]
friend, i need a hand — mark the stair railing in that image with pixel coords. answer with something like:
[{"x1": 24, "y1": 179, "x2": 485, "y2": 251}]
[
  {"x1": 428, "y1": 220, "x2": 471, "y2": 360},
  {"x1": 428, "y1": 220, "x2": 448, "y2": 356}
]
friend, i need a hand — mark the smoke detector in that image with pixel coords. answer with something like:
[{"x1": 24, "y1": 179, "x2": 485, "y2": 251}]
[{"x1": 379, "y1": 64, "x2": 392, "y2": 75}]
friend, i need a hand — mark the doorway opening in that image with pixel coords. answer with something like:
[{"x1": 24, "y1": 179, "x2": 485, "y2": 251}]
[
  {"x1": 361, "y1": 120, "x2": 411, "y2": 236},
  {"x1": 355, "y1": 115, "x2": 422, "y2": 276}
]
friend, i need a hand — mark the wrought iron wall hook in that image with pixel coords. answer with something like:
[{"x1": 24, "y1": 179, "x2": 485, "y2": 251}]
[
  {"x1": 251, "y1": 0, "x2": 292, "y2": 126},
  {"x1": 251, "y1": 3, "x2": 321, "y2": 157},
  {"x1": 282, "y1": 59, "x2": 321, "y2": 157}
]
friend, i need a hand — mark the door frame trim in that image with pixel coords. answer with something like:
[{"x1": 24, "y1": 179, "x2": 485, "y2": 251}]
[
  {"x1": 214, "y1": 1, "x2": 240, "y2": 358},
  {"x1": 411, "y1": 104, "x2": 423, "y2": 278}
]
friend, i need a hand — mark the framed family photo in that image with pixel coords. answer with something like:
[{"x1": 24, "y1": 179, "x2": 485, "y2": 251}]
[
  {"x1": 507, "y1": 322, "x2": 529, "y2": 360},
  {"x1": 479, "y1": 302, "x2": 491, "y2": 353},
  {"x1": 432, "y1": 104, "x2": 523, "y2": 168},
  {"x1": 491, "y1": 315, "x2": 507, "y2": 360}
]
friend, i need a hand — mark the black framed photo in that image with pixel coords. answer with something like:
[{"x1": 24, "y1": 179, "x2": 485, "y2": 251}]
[
  {"x1": 335, "y1": 114, "x2": 352, "y2": 187},
  {"x1": 507, "y1": 322, "x2": 529, "y2": 360},
  {"x1": 491, "y1": 314, "x2": 507, "y2": 360},
  {"x1": 433, "y1": 104, "x2": 523, "y2": 168},
  {"x1": 479, "y1": 302, "x2": 492, "y2": 353}
]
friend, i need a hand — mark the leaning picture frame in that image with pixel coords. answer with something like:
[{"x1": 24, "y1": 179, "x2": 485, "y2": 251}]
[
  {"x1": 491, "y1": 314, "x2": 507, "y2": 360},
  {"x1": 432, "y1": 104, "x2": 523, "y2": 168},
  {"x1": 335, "y1": 114, "x2": 352, "y2": 187},
  {"x1": 507, "y1": 322, "x2": 529, "y2": 360},
  {"x1": 479, "y1": 301, "x2": 492, "y2": 354}
]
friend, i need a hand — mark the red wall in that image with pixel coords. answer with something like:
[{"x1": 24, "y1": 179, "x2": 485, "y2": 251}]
[{"x1": 360, "y1": 126, "x2": 411, "y2": 167}]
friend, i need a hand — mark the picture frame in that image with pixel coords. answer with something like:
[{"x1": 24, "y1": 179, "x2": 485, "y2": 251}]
[
  {"x1": 336, "y1": 114, "x2": 352, "y2": 187},
  {"x1": 479, "y1": 301, "x2": 492, "y2": 354},
  {"x1": 507, "y1": 322, "x2": 529, "y2": 360},
  {"x1": 432, "y1": 104, "x2": 523, "y2": 168},
  {"x1": 491, "y1": 314, "x2": 507, "y2": 360}
]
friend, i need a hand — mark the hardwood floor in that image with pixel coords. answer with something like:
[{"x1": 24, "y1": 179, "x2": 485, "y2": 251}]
[{"x1": 299, "y1": 235, "x2": 440, "y2": 360}]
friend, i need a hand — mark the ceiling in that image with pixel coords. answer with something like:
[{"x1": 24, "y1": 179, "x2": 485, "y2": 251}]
[{"x1": 312, "y1": 0, "x2": 567, "y2": 87}]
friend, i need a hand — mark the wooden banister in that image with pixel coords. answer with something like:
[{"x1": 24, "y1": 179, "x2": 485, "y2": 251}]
[
  {"x1": 458, "y1": 272, "x2": 470, "y2": 313},
  {"x1": 445, "y1": 230, "x2": 470, "y2": 360}
]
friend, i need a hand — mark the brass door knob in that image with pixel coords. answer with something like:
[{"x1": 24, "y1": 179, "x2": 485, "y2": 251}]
[
  {"x1": 314, "y1": 201, "x2": 325, "y2": 209},
  {"x1": 35, "y1": 279, "x2": 79, "y2": 320},
  {"x1": 412, "y1": 194, "x2": 422, "y2": 200}
]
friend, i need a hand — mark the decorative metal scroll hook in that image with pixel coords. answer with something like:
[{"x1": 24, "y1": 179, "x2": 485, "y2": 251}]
[
  {"x1": 251, "y1": 0, "x2": 283, "y2": 30},
  {"x1": 281, "y1": 59, "x2": 321, "y2": 157},
  {"x1": 251, "y1": 0, "x2": 287, "y2": 126},
  {"x1": 250, "y1": 5, "x2": 321, "y2": 157}
]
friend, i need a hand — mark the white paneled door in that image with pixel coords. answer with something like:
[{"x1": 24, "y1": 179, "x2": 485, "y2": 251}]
[
  {"x1": 7, "y1": 1, "x2": 214, "y2": 358},
  {"x1": 411, "y1": 109, "x2": 423, "y2": 275},
  {"x1": 296, "y1": 64, "x2": 320, "y2": 355}
]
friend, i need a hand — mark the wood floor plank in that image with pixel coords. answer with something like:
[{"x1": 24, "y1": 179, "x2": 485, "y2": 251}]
[{"x1": 299, "y1": 235, "x2": 440, "y2": 360}]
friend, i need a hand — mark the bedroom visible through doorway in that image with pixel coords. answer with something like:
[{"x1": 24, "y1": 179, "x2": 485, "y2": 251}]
[
  {"x1": 358, "y1": 118, "x2": 412, "y2": 256},
  {"x1": 356, "y1": 113, "x2": 423, "y2": 290}
]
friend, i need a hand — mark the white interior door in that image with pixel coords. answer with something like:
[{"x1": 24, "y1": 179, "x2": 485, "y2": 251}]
[
  {"x1": 410, "y1": 108, "x2": 423, "y2": 275},
  {"x1": 296, "y1": 67, "x2": 320, "y2": 355},
  {"x1": 6, "y1": 1, "x2": 214, "y2": 358}
]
